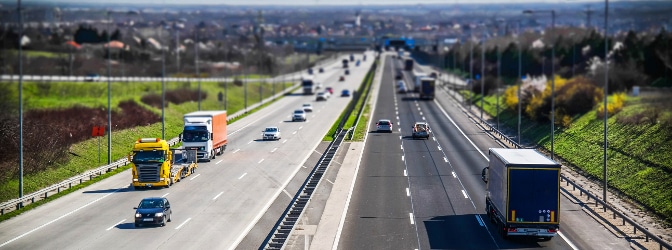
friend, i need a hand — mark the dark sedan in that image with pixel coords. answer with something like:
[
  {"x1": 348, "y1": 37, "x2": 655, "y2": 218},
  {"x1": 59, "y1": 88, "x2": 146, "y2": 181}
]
[{"x1": 134, "y1": 197, "x2": 172, "y2": 227}]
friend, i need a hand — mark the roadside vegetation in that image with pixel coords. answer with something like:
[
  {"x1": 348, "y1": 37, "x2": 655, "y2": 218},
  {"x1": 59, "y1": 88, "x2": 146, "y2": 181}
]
[
  {"x1": 468, "y1": 75, "x2": 672, "y2": 224},
  {"x1": 0, "y1": 78, "x2": 295, "y2": 203},
  {"x1": 323, "y1": 60, "x2": 377, "y2": 141}
]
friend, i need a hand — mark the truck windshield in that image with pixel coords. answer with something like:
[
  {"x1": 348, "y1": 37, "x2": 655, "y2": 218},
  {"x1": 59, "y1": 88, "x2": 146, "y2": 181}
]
[
  {"x1": 183, "y1": 130, "x2": 209, "y2": 142},
  {"x1": 133, "y1": 151, "x2": 165, "y2": 163},
  {"x1": 302, "y1": 80, "x2": 313, "y2": 87}
]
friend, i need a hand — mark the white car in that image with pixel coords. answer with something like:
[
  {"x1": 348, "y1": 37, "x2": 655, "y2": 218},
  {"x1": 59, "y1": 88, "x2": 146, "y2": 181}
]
[
  {"x1": 302, "y1": 103, "x2": 313, "y2": 112},
  {"x1": 316, "y1": 92, "x2": 328, "y2": 101},
  {"x1": 292, "y1": 109, "x2": 307, "y2": 122},
  {"x1": 262, "y1": 127, "x2": 281, "y2": 140}
]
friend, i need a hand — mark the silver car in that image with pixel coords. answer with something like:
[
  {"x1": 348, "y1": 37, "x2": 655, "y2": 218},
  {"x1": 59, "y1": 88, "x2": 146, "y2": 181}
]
[
  {"x1": 411, "y1": 122, "x2": 430, "y2": 139},
  {"x1": 292, "y1": 109, "x2": 307, "y2": 122},
  {"x1": 302, "y1": 103, "x2": 313, "y2": 112},
  {"x1": 376, "y1": 119, "x2": 393, "y2": 133},
  {"x1": 262, "y1": 127, "x2": 281, "y2": 140}
]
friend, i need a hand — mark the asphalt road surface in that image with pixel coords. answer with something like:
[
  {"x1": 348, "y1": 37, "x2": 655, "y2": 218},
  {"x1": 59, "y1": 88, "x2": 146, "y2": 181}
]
[
  {"x1": 0, "y1": 52, "x2": 374, "y2": 250},
  {"x1": 337, "y1": 53, "x2": 631, "y2": 250}
]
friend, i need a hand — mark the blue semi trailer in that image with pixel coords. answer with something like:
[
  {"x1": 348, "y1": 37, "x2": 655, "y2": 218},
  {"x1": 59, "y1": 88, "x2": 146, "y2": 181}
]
[{"x1": 481, "y1": 148, "x2": 561, "y2": 240}]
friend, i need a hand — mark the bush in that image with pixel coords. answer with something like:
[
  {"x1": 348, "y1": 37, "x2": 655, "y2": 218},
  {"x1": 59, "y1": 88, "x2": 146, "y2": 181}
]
[
  {"x1": 556, "y1": 76, "x2": 603, "y2": 116},
  {"x1": 597, "y1": 92, "x2": 626, "y2": 118},
  {"x1": 503, "y1": 85, "x2": 519, "y2": 111}
]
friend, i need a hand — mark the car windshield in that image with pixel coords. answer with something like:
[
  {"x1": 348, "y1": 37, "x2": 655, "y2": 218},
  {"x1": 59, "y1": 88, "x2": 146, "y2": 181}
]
[
  {"x1": 265, "y1": 128, "x2": 277, "y2": 132},
  {"x1": 132, "y1": 151, "x2": 165, "y2": 163},
  {"x1": 379, "y1": 121, "x2": 390, "y2": 125},
  {"x1": 303, "y1": 104, "x2": 311, "y2": 107},
  {"x1": 182, "y1": 129, "x2": 209, "y2": 142},
  {"x1": 138, "y1": 199, "x2": 164, "y2": 209},
  {"x1": 415, "y1": 124, "x2": 427, "y2": 131},
  {"x1": 294, "y1": 110, "x2": 304, "y2": 114}
]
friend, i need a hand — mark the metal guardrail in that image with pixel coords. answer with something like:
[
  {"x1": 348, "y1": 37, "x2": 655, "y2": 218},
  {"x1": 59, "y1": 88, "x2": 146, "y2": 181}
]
[
  {"x1": 0, "y1": 137, "x2": 180, "y2": 215},
  {"x1": 262, "y1": 128, "x2": 347, "y2": 250},
  {"x1": 434, "y1": 70, "x2": 672, "y2": 249},
  {"x1": 346, "y1": 60, "x2": 379, "y2": 140},
  {"x1": 0, "y1": 65, "x2": 323, "y2": 216}
]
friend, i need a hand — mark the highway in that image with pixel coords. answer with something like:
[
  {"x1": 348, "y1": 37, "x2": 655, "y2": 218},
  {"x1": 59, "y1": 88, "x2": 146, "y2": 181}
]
[
  {"x1": 338, "y1": 53, "x2": 631, "y2": 249},
  {"x1": 0, "y1": 52, "x2": 374, "y2": 249}
]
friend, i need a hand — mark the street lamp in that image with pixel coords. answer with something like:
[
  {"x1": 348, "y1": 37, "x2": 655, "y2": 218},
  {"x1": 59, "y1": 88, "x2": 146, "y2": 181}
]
[
  {"x1": 602, "y1": 0, "x2": 610, "y2": 203},
  {"x1": 106, "y1": 10, "x2": 112, "y2": 165},
  {"x1": 524, "y1": 9, "x2": 556, "y2": 160},
  {"x1": 18, "y1": 0, "x2": 25, "y2": 199}
]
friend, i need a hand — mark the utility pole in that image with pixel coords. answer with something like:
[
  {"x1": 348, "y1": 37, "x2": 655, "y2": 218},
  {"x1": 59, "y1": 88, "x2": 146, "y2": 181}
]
[{"x1": 18, "y1": 0, "x2": 25, "y2": 199}]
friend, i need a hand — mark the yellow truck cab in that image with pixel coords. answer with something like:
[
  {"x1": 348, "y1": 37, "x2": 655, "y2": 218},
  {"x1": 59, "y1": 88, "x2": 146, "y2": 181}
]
[{"x1": 130, "y1": 138, "x2": 197, "y2": 189}]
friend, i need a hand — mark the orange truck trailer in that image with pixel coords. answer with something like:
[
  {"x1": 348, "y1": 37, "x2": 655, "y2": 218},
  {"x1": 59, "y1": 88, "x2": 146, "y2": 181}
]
[{"x1": 181, "y1": 111, "x2": 228, "y2": 161}]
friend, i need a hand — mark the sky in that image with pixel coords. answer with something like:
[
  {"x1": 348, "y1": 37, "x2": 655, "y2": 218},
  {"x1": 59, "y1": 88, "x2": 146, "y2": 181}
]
[{"x1": 20, "y1": 0, "x2": 645, "y2": 6}]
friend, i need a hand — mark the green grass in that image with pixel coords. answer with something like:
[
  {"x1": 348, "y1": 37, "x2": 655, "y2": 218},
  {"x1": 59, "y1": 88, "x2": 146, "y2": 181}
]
[
  {"x1": 6, "y1": 50, "x2": 65, "y2": 59},
  {"x1": 323, "y1": 60, "x2": 377, "y2": 141},
  {"x1": 0, "y1": 78, "x2": 296, "y2": 203},
  {"x1": 476, "y1": 92, "x2": 672, "y2": 224},
  {"x1": 352, "y1": 103, "x2": 371, "y2": 141}
]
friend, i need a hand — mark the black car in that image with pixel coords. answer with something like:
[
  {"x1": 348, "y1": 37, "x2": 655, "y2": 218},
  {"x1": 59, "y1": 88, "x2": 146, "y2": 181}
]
[
  {"x1": 134, "y1": 197, "x2": 172, "y2": 227},
  {"x1": 319, "y1": 68, "x2": 324, "y2": 73},
  {"x1": 345, "y1": 69, "x2": 350, "y2": 75}
]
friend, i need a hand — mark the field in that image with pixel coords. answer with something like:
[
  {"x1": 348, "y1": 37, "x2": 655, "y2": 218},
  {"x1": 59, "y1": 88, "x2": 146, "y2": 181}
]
[{"x1": 0, "y1": 78, "x2": 295, "y2": 202}]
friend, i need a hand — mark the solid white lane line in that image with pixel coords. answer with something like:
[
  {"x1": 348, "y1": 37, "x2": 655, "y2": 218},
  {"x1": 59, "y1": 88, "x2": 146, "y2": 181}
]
[
  {"x1": 409, "y1": 213, "x2": 415, "y2": 225},
  {"x1": 232, "y1": 148, "x2": 240, "y2": 154},
  {"x1": 475, "y1": 215, "x2": 485, "y2": 227},
  {"x1": 213, "y1": 192, "x2": 224, "y2": 200},
  {"x1": 106, "y1": 219, "x2": 125, "y2": 231},
  {"x1": 282, "y1": 139, "x2": 288, "y2": 144},
  {"x1": 258, "y1": 159, "x2": 265, "y2": 164},
  {"x1": 271, "y1": 148, "x2": 278, "y2": 153},
  {"x1": 190, "y1": 174, "x2": 200, "y2": 181},
  {"x1": 238, "y1": 173, "x2": 247, "y2": 179},
  {"x1": 434, "y1": 100, "x2": 488, "y2": 160},
  {"x1": 162, "y1": 193, "x2": 170, "y2": 197},
  {"x1": 0, "y1": 188, "x2": 122, "y2": 248},
  {"x1": 559, "y1": 232, "x2": 580, "y2": 250},
  {"x1": 175, "y1": 218, "x2": 192, "y2": 230},
  {"x1": 461, "y1": 190, "x2": 469, "y2": 199},
  {"x1": 216, "y1": 160, "x2": 223, "y2": 165},
  {"x1": 406, "y1": 188, "x2": 410, "y2": 196},
  {"x1": 452, "y1": 172, "x2": 457, "y2": 178}
]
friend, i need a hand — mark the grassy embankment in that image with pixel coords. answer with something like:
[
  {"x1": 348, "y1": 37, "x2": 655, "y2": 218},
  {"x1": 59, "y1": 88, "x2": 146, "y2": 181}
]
[
  {"x1": 323, "y1": 60, "x2": 377, "y2": 141},
  {"x1": 0, "y1": 78, "x2": 295, "y2": 203},
  {"x1": 473, "y1": 92, "x2": 672, "y2": 224}
]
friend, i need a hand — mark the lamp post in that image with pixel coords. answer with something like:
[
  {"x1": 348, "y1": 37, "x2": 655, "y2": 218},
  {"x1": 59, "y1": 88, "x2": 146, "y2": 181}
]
[
  {"x1": 517, "y1": 21, "x2": 523, "y2": 146},
  {"x1": 17, "y1": 0, "x2": 24, "y2": 198},
  {"x1": 524, "y1": 9, "x2": 556, "y2": 160},
  {"x1": 106, "y1": 10, "x2": 112, "y2": 165},
  {"x1": 195, "y1": 27, "x2": 201, "y2": 111},
  {"x1": 480, "y1": 33, "x2": 485, "y2": 122},
  {"x1": 602, "y1": 0, "x2": 610, "y2": 203}
]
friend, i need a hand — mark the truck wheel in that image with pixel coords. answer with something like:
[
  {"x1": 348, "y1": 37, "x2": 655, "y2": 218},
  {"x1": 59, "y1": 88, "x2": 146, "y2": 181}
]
[{"x1": 211, "y1": 150, "x2": 216, "y2": 159}]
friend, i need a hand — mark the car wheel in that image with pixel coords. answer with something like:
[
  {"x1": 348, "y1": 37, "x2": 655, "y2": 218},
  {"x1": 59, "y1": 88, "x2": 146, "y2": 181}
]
[
  {"x1": 167, "y1": 213, "x2": 172, "y2": 222},
  {"x1": 161, "y1": 216, "x2": 166, "y2": 227},
  {"x1": 135, "y1": 223, "x2": 140, "y2": 228}
]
